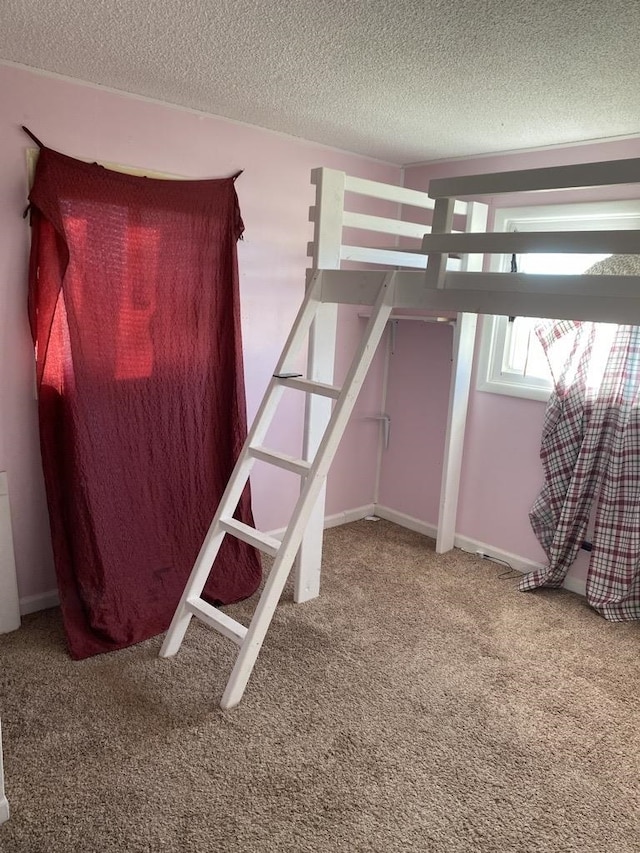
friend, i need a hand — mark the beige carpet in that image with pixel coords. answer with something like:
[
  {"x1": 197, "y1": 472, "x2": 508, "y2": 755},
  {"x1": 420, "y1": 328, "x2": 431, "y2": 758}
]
[{"x1": 1, "y1": 519, "x2": 639, "y2": 852}]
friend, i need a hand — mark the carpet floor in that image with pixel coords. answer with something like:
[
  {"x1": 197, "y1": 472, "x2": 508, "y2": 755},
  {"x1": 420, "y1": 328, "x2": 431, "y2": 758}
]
[{"x1": 1, "y1": 519, "x2": 639, "y2": 852}]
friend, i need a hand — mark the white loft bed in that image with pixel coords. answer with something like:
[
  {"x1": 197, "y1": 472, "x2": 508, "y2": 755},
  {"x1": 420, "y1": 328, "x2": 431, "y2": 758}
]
[
  {"x1": 163, "y1": 155, "x2": 640, "y2": 709},
  {"x1": 294, "y1": 158, "x2": 640, "y2": 603}
]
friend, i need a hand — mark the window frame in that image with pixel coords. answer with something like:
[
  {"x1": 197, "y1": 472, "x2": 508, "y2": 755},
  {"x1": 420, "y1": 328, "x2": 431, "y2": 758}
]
[{"x1": 477, "y1": 200, "x2": 640, "y2": 402}]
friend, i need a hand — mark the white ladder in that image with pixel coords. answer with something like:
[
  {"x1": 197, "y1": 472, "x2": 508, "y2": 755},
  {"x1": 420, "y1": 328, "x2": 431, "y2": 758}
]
[{"x1": 160, "y1": 269, "x2": 397, "y2": 708}]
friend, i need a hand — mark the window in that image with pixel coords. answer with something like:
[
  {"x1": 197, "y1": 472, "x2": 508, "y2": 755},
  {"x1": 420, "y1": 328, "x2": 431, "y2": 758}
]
[{"x1": 477, "y1": 201, "x2": 640, "y2": 401}]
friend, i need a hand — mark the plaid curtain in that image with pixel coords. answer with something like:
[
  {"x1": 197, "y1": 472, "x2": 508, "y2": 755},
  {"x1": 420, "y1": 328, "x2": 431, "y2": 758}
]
[{"x1": 520, "y1": 256, "x2": 640, "y2": 621}]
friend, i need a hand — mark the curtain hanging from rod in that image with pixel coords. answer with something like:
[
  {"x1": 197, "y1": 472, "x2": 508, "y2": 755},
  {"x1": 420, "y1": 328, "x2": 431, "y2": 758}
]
[
  {"x1": 28, "y1": 145, "x2": 261, "y2": 658},
  {"x1": 521, "y1": 255, "x2": 640, "y2": 620}
]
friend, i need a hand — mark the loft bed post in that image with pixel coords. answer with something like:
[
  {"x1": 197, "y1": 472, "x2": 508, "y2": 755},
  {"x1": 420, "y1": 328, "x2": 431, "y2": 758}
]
[
  {"x1": 435, "y1": 201, "x2": 488, "y2": 552},
  {"x1": 425, "y1": 197, "x2": 455, "y2": 290},
  {"x1": 293, "y1": 167, "x2": 345, "y2": 603}
]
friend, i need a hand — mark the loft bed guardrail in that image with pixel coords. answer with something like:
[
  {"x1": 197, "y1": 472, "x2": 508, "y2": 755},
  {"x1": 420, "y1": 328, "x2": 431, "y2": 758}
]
[
  {"x1": 304, "y1": 161, "x2": 640, "y2": 324},
  {"x1": 307, "y1": 169, "x2": 471, "y2": 269},
  {"x1": 307, "y1": 168, "x2": 475, "y2": 271},
  {"x1": 423, "y1": 156, "x2": 640, "y2": 320}
]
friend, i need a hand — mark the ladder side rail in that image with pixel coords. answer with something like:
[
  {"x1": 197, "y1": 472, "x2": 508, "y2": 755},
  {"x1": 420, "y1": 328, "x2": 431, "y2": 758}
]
[
  {"x1": 221, "y1": 274, "x2": 398, "y2": 709},
  {"x1": 436, "y1": 201, "x2": 489, "y2": 554},
  {"x1": 160, "y1": 273, "x2": 326, "y2": 658},
  {"x1": 295, "y1": 169, "x2": 345, "y2": 604},
  {"x1": 344, "y1": 173, "x2": 467, "y2": 214}
]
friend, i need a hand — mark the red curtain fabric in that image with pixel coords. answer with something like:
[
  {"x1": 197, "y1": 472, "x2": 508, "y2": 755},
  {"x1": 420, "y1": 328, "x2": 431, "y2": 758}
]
[{"x1": 28, "y1": 147, "x2": 261, "y2": 659}]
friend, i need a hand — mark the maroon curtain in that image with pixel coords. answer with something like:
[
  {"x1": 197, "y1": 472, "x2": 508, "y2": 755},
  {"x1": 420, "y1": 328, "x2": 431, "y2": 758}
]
[{"x1": 28, "y1": 147, "x2": 261, "y2": 659}]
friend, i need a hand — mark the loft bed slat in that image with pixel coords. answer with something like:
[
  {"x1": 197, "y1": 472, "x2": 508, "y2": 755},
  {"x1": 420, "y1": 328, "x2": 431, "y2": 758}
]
[
  {"x1": 444, "y1": 270, "x2": 640, "y2": 297},
  {"x1": 309, "y1": 240, "x2": 465, "y2": 265},
  {"x1": 429, "y1": 157, "x2": 640, "y2": 199},
  {"x1": 308, "y1": 167, "x2": 466, "y2": 214},
  {"x1": 422, "y1": 229, "x2": 640, "y2": 255},
  {"x1": 339, "y1": 173, "x2": 466, "y2": 214},
  {"x1": 306, "y1": 241, "x2": 428, "y2": 266},
  {"x1": 344, "y1": 174, "x2": 437, "y2": 208},
  {"x1": 339, "y1": 244, "x2": 427, "y2": 268},
  {"x1": 310, "y1": 205, "x2": 433, "y2": 241},
  {"x1": 418, "y1": 289, "x2": 640, "y2": 326},
  {"x1": 342, "y1": 210, "x2": 431, "y2": 239}
]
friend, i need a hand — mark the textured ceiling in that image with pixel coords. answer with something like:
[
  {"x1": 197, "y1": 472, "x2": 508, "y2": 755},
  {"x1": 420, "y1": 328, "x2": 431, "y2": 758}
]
[{"x1": 1, "y1": 0, "x2": 639, "y2": 164}]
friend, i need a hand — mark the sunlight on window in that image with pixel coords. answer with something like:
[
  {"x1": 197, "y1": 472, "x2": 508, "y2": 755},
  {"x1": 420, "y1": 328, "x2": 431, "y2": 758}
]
[
  {"x1": 503, "y1": 252, "x2": 610, "y2": 382},
  {"x1": 478, "y1": 200, "x2": 640, "y2": 402}
]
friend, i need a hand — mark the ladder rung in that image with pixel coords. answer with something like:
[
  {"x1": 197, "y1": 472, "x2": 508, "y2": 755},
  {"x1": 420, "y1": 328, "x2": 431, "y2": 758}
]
[
  {"x1": 277, "y1": 376, "x2": 341, "y2": 399},
  {"x1": 219, "y1": 517, "x2": 281, "y2": 557},
  {"x1": 249, "y1": 446, "x2": 311, "y2": 476},
  {"x1": 185, "y1": 598, "x2": 248, "y2": 646}
]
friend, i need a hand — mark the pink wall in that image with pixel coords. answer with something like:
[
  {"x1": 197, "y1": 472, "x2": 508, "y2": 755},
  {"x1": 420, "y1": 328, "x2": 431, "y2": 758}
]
[
  {"x1": 377, "y1": 320, "x2": 454, "y2": 522},
  {"x1": 385, "y1": 137, "x2": 640, "y2": 581},
  {"x1": 0, "y1": 62, "x2": 399, "y2": 602}
]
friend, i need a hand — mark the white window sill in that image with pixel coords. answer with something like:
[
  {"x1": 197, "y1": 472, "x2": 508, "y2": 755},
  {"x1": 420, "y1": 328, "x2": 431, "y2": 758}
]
[{"x1": 476, "y1": 373, "x2": 551, "y2": 402}]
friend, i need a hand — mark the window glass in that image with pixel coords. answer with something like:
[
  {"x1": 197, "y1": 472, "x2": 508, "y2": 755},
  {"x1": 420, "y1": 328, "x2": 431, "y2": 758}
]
[{"x1": 477, "y1": 201, "x2": 640, "y2": 401}]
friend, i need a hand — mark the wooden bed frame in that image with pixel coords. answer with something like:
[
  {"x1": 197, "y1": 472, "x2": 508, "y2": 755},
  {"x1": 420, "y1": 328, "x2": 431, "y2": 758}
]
[
  {"x1": 161, "y1": 155, "x2": 640, "y2": 709},
  {"x1": 295, "y1": 157, "x2": 640, "y2": 603}
]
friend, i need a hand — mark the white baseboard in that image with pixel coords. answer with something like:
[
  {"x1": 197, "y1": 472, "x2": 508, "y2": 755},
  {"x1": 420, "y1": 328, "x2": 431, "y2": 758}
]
[
  {"x1": 266, "y1": 504, "x2": 375, "y2": 540},
  {"x1": 374, "y1": 505, "x2": 438, "y2": 539},
  {"x1": 16, "y1": 503, "x2": 587, "y2": 618},
  {"x1": 453, "y1": 533, "x2": 587, "y2": 597},
  {"x1": 325, "y1": 504, "x2": 376, "y2": 529},
  {"x1": 374, "y1": 506, "x2": 587, "y2": 598},
  {"x1": 454, "y1": 532, "x2": 546, "y2": 574},
  {"x1": 19, "y1": 589, "x2": 59, "y2": 616},
  {"x1": 17, "y1": 506, "x2": 377, "y2": 619},
  {"x1": 0, "y1": 796, "x2": 9, "y2": 825}
]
